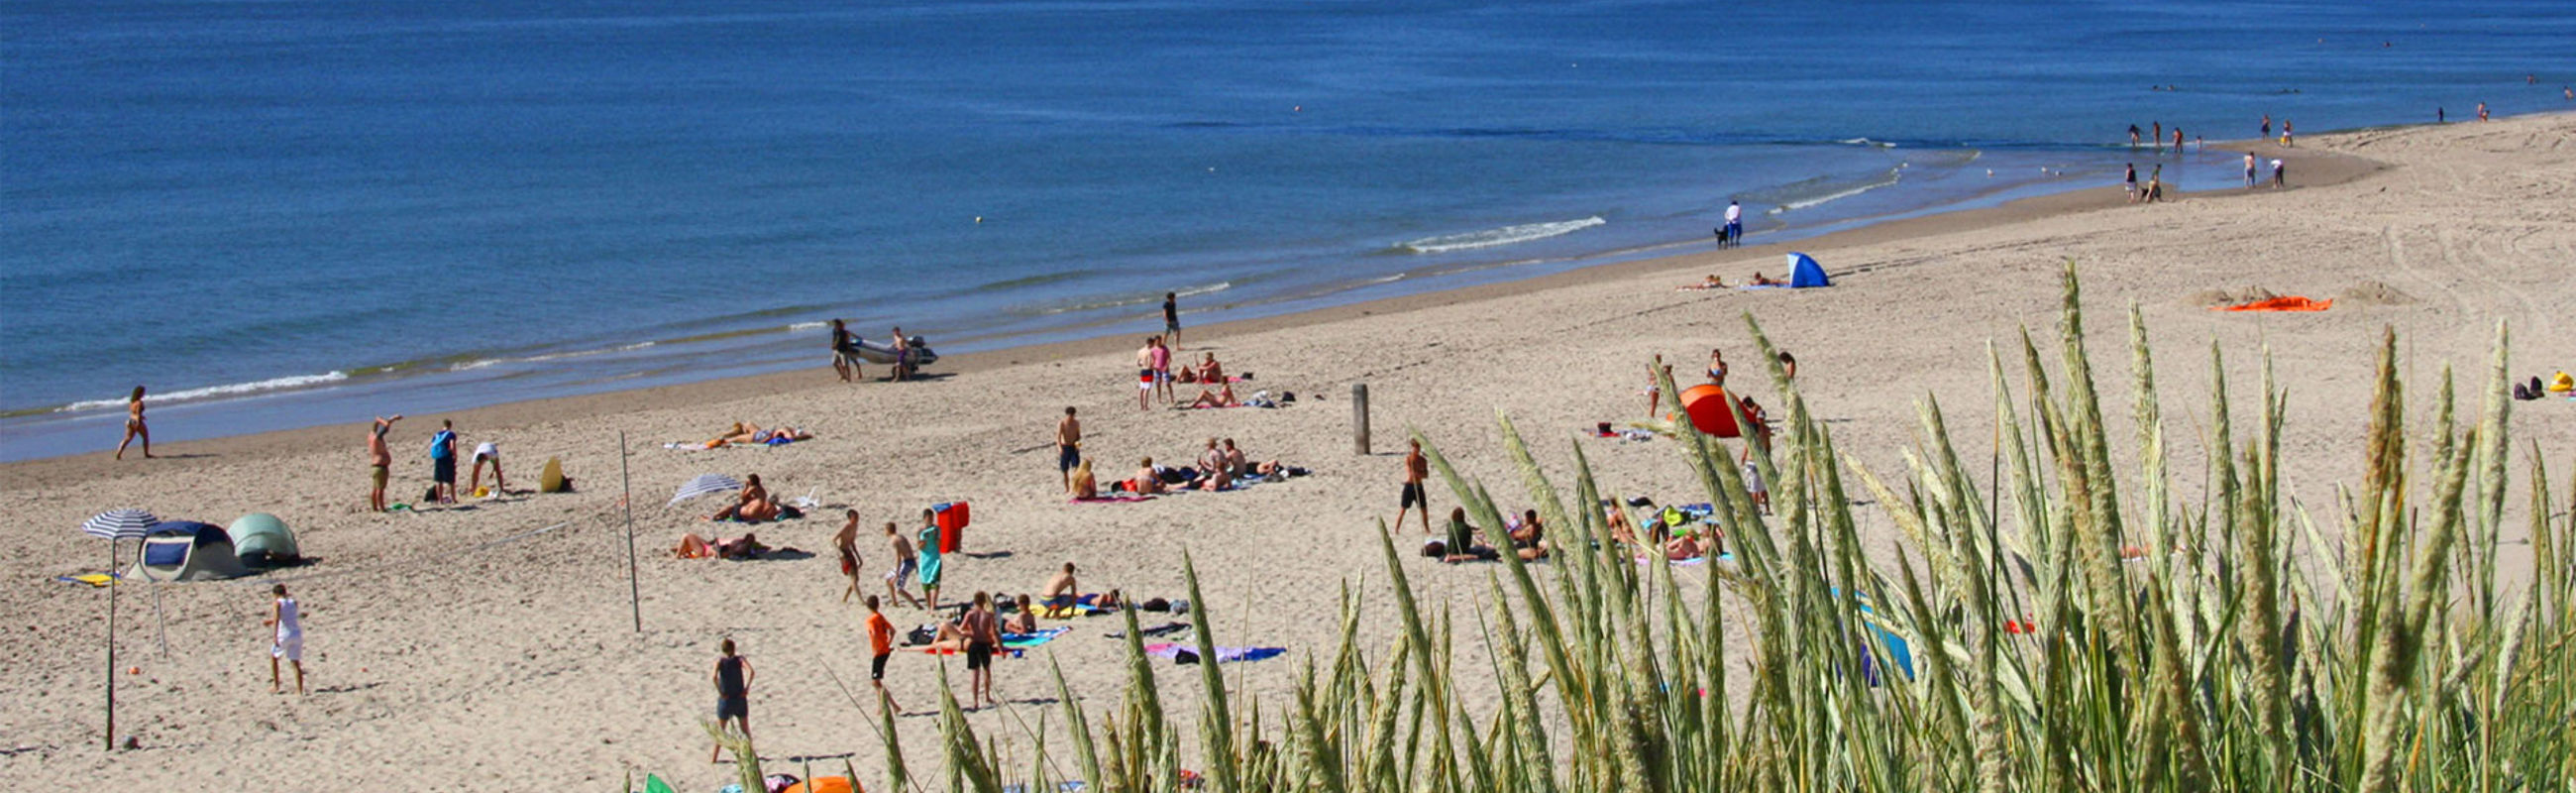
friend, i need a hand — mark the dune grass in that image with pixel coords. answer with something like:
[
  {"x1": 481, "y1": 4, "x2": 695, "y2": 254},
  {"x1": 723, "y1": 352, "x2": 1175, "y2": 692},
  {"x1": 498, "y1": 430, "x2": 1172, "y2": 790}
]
[{"x1": 671, "y1": 266, "x2": 2573, "y2": 792}]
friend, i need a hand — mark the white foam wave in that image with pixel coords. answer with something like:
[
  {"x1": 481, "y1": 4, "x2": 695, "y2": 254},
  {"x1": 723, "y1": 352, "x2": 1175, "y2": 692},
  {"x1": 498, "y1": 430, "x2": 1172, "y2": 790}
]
[
  {"x1": 618, "y1": 342, "x2": 656, "y2": 351},
  {"x1": 60, "y1": 372, "x2": 352, "y2": 412},
  {"x1": 1839, "y1": 137, "x2": 1897, "y2": 149},
  {"x1": 1399, "y1": 216, "x2": 1605, "y2": 254},
  {"x1": 1769, "y1": 170, "x2": 1901, "y2": 214},
  {"x1": 449, "y1": 359, "x2": 499, "y2": 372},
  {"x1": 1173, "y1": 282, "x2": 1231, "y2": 299},
  {"x1": 787, "y1": 321, "x2": 827, "y2": 332}
]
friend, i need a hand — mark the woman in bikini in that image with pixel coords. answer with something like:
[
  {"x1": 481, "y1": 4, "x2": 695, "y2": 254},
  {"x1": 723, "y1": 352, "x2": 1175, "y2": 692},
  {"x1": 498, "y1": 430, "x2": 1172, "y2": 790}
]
[
  {"x1": 712, "y1": 473, "x2": 782, "y2": 521},
  {"x1": 1186, "y1": 382, "x2": 1239, "y2": 408},
  {"x1": 1070, "y1": 460, "x2": 1100, "y2": 500},
  {"x1": 115, "y1": 385, "x2": 153, "y2": 460}
]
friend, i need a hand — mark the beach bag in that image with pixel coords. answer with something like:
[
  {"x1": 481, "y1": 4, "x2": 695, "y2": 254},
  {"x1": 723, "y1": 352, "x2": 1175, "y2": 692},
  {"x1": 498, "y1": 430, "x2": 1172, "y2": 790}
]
[
  {"x1": 1140, "y1": 598, "x2": 1171, "y2": 613},
  {"x1": 1174, "y1": 647, "x2": 1202, "y2": 664},
  {"x1": 905, "y1": 625, "x2": 935, "y2": 646},
  {"x1": 1422, "y1": 539, "x2": 1447, "y2": 557}
]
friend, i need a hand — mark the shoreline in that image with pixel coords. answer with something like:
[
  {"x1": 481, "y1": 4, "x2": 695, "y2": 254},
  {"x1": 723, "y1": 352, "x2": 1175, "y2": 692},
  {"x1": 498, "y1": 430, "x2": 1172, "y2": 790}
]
[{"x1": 0, "y1": 137, "x2": 2384, "y2": 490}]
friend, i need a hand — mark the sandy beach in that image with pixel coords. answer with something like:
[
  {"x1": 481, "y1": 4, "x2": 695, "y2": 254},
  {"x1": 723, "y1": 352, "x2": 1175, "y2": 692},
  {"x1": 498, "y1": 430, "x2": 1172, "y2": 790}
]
[{"x1": 3, "y1": 114, "x2": 2570, "y2": 789}]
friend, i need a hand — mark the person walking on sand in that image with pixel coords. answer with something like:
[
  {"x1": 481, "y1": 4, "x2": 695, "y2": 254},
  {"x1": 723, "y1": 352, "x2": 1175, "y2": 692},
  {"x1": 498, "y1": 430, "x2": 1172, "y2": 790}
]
[
  {"x1": 835, "y1": 510, "x2": 865, "y2": 603},
  {"x1": 1133, "y1": 336, "x2": 1157, "y2": 411},
  {"x1": 367, "y1": 414, "x2": 402, "y2": 511},
  {"x1": 1393, "y1": 439, "x2": 1432, "y2": 534},
  {"x1": 1149, "y1": 336, "x2": 1175, "y2": 405},
  {"x1": 114, "y1": 386, "x2": 153, "y2": 460},
  {"x1": 428, "y1": 419, "x2": 459, "y2": 504},
  {"x1": 2123, "y1": 163, "x2": 2137, "y2": 200},
  {"x1": 1056, "y1": 406, "x2": 1083, "y2": 494},
  {"x1": 266, "y1": 584, "x2": 305, "y2": 695},
  {"x1": 863, "y1": 596, "x2": 904, "y2": 713},
  {"x1": 916, "y1": 510, "x2": 945, "y2": 611},
  {"x1": 709, "y1": 638, "x2": 753, "y2": 762},
  {"x1": 1723, "y1": 200, "x2": 1743, "y2": 245},
  {"x1": 830, "y1": 319, "x2": 858, "y2": 383},
  {"x1": 1161, "y1": 291, "x2": 1182, "y2": 350},
  {"x1": 883, "y1": 522, "x2": 924, "y2": 609},
  {"x1": 961, "y1": 592, "x2": 1001, "y2": 710}
]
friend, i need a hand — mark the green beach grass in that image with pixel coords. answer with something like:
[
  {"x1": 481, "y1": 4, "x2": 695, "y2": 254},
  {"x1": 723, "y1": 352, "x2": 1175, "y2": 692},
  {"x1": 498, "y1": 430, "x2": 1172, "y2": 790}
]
[{"x1": 670, "y1": 265, "x2": 2573, "y2": 792}]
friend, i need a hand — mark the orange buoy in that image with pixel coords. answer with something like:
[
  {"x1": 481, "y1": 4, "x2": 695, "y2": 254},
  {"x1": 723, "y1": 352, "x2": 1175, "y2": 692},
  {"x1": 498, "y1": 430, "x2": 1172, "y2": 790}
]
[{"x1": 1676, "y1": 384, "x2": 1743, "y2": 438}]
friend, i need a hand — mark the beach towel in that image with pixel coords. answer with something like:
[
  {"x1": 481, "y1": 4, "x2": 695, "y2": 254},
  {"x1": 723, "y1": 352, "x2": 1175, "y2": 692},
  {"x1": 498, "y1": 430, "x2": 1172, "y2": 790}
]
[
  {"x1": 1108, "y1": 621, "x2": 1191, "y2": 639},
  {"x1": 1072, "y1": 496, "x2": 1156, "y2": 504},
  {"x1": 1143, "y1": 643, "x2": 1285, "y2": 664},
  {"x1": 1637, "y1": 552, "x2": 1732, "y2": 567},
  {"x1": 2218, "y1": 295, "x2": 2332, "y2": 312},
  {"x1": 918, "y1": 626, "x2": 1071, "y2": 655}
]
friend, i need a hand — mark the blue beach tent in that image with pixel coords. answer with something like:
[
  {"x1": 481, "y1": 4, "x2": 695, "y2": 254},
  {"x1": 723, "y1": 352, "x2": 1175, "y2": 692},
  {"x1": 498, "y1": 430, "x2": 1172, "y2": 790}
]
[{"x1": 1787, "y1": 253, "x2": 1831, "y2": 287}]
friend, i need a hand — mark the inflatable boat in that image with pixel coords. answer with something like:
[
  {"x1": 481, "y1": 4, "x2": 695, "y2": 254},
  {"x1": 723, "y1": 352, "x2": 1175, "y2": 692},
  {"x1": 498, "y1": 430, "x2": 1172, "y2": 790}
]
[{"x1": 845, "y1": 335, "x2": 939, "y2": 367}]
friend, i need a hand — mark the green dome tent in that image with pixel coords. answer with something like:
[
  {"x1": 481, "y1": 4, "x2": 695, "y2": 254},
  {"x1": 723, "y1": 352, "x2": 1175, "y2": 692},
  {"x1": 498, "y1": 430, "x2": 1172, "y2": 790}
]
[{"x1": 228, "y1": 512, "x2": 299, "y2": 565}]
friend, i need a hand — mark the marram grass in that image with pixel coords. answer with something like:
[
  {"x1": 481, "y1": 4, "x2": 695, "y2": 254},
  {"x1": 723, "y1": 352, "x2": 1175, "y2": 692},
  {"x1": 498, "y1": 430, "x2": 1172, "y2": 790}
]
[{"x1": 663, "y1": 266, "x2": 2573, "y2": 792}]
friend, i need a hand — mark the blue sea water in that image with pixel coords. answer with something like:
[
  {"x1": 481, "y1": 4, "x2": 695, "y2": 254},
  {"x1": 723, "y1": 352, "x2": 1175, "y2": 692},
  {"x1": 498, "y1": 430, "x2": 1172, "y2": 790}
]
[{"x1": 5, "y1": 0, "x2": 2571, "y2": 460}]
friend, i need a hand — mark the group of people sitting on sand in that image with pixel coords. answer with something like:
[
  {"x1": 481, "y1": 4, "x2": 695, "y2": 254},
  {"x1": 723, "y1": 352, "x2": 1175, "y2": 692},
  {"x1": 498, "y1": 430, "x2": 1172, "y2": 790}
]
[
  {"x1": 1432, "y1": 508, "x2": 1552, "y2": 563},
  {"x1": 1608, "y1": 502, "x2": 1728, "y2": 561},
  {"x1": 1094, "y1": 437, "x2": 1303, "y2": 497},
  {"x1": 708, "y1": 473, "x2": 803, "y2": 522}
]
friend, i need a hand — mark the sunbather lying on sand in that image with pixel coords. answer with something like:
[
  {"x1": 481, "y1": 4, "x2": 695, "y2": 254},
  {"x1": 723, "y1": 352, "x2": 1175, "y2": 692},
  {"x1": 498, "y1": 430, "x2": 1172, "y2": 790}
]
[
  {"x1": 700, "y1": 422, "x2": 813, "y2": 448},
  {"x1": 1677, "y1": 274, "x2": 1728, "y2": 290},
  {"x1": 1749, "y1": 272, "x2": 1786, "y2": 286}
]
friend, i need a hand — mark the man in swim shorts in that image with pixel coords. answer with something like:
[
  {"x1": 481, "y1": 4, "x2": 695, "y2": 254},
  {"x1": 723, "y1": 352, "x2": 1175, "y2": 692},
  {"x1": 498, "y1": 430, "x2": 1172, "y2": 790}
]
[
  {"x1": 1149, "y1": 336, "x2": 1175, "y2": 404},
  {"x1": 883, "y1": 522, "x2": 923, "y2": 609},
  {"x1": 1135, "y1": 336, "x2": 1157, "y2": 410},
  {"x1": 962, "y1": 592, "x2": 1001, "y2": 710},
  {"x1": 1392, "y1": 438, "x2": 1432, "y2": 534},
  {"x1": 710, "y1": 638, "x2": 753, "y2": 762},
  {"x1": 1162, "y1": 291, "x2": 1181, "y2": 350},
  {"x1": 367, "y1": 414, "x2": 401, "y2": 511},
  {"x1": 863, "y1": 595, "x2": 903, "y2": 713},
  {"x1": 1056, "y1": 406, "x2": 1082, "y2": 493}
]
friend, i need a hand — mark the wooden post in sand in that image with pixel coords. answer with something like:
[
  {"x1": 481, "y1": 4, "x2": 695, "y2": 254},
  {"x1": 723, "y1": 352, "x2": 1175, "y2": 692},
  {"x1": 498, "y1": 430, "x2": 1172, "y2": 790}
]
[
  {"x1": 619, "y1": 431, "x2": 640, "y2": 632},
  {"x1": 1351, "y1": 383, "x2": 1370, "y2": 455}
]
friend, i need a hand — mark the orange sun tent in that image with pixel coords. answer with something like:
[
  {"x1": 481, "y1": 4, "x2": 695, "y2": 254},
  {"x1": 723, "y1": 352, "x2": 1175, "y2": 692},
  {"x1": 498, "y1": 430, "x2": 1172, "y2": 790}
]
[
  {"x1": 2217, "y1": 295, "x2": 2332, "y2": 312},
  {"x1": 1676, "y1": 384, "x2": 1744, "y2": 438}
]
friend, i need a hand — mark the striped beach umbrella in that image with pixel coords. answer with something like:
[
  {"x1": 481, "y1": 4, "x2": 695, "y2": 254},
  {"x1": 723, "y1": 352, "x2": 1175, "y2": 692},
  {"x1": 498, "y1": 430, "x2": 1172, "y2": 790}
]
[
  {"x1": 669, "y1": 474, "x2": 742, "y2": 507},
  {"x1": 81, "y1": 509, "x2": 159, "y2": 541}
]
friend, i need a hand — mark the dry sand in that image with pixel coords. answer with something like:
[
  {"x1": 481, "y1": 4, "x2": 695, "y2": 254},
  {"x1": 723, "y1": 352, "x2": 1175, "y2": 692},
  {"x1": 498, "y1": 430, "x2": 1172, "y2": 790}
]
[{"x1": 4, "y1": 114, "x2": 2571, "y2": 790}]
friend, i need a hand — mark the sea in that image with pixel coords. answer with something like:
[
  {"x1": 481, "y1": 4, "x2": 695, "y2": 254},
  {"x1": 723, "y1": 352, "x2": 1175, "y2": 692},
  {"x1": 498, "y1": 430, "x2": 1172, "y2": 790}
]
[{"x1": 6, "y1": 0, "x2": 2572, "y2": 461}]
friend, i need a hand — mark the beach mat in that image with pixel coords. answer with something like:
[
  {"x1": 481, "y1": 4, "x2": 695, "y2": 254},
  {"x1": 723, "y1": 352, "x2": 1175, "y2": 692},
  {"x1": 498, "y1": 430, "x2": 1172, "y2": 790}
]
[
  {"x1": 918, "y1": 626, "x2": 1072, "y2": 656},
  {"x1": 1143, "y1": 643, "x2": 1285, "y2": 664},
  {"x1": 2217, "y1": 295, "x2": 2332, "y2": 311}
]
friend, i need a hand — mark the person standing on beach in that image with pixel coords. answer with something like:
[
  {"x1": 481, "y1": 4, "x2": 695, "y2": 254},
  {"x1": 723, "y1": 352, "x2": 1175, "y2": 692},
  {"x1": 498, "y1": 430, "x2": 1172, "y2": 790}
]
[
  {"x1": 2281, "y1": 120, "x2": 2293, "y2": 147},
  {"x1": 1150, "y1": 336, "x2": 1176, "y2": 405},
  {"x1": 367, "y1": 414, "x2": 402, "y2": 511},
  {"x1": 114, "y1": 386, "x2": 153, "y2": 460},
  {"x1": 889, "y1": 325, "x2": 912, "y2": 382},
  {"x1": 1394, "y1": 438, "x2": 1432, "y2": 534},
  {"x1": 863, "y1": 596, "x2": 904, "y2": 713},
  {"x1": 2243, "y1": 153, "x2": 2259, "y2": 187},
  {"x1": 916, "y1": 510, "x2": 945, "y2": 611},
  {"x1": 2123, "y1": 164, "x2": 2138, "y2": 200},
  {"x1": 265, "y1": 584, "x2": 305, "y2": 695},
  {"x1": 428, "y1": 419, "x2": 459, "y2": 504},
  {"x1": 709, "y1": 638, "x2": 753, "y2": 762},
  {"x1": 883, "y1": 522, "x2": 923, "y2": 609},
  {"x1": 2477, "y1": 102, "x2": 2489, "y2": 122},
  {"x1": 1707, "y1": 348, "x2": 1729, "y2": 388},
  {"x1": 1161, "y1": 291, "x2": 1182, "y2": 350},
  {"x1": 835, "y1": 510, "x2": 865, "y2": 603},
  {"x1": 1055, "y1": 406, "x2": 1083, "y2": 494},
  {"x1": 830, "y1": 319, "x2": 858, "y2": 383},
  {"x1": 961, "y1": 592, "x2": 1001, "y2": 710},
  {"x1": 1133, "y1": 336, "x2": 1157, "y2": 411},
  {"x1": 1723, "y1": 200, "x2": 1743, "y2": 245}
]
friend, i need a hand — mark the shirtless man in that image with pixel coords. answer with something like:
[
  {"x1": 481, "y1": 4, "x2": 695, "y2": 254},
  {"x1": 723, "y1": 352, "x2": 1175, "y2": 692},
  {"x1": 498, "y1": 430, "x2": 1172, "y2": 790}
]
[
  {"x1": 1132, "y1": 457, "x2": 1168, "y2": 495},
  {"x1": 883, "y1": 522, "x2": 924, "y2": 609},
  {"x1": 1195, "y1": 351, "x2": 1224, "y2": 385},
  {"x1": 367, "y1": 414, "x2": 402, "y2": 511},
  {"x1": 834, "y1": 510, "x2": 865, "y2": 603},
  {"x1": 1393, "y1": 439, "x2": 1432, "y2": 533},
  {"x1": 1055, "y1": 406, "x2": 1082, "y2": 494},
  {"x1": 1134, "y1": 336, "x2": 1158, "y2": 410},
  {"x1": 889, "y1": 326, "x2": 912, "y2": 382},
  {"x1": 1042, "y1": 562, "x2": 1079, "y2": 607},
  {"x1": 1749, "y1": 272, "x2": 1786, "y2": 286}
]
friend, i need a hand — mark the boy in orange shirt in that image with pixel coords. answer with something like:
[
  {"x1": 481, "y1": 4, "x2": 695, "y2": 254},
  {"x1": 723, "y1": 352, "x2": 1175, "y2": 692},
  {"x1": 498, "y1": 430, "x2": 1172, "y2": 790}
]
[{"x1": 863, "y1": 596, "x2": 904, "y2": 714}]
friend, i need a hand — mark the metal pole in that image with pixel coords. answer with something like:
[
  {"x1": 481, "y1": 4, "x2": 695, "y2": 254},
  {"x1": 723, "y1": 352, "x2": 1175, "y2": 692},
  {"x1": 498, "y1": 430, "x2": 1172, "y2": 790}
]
[
  {"x1": 621, "y1": 431, "x2": 641, "y2": 632},
  {"x1": 1351, "y1": 383, "x2": 1370, "y2": 455},
  {"x1": 104, "y1": 540, "x2": 116, "y2": 751}
]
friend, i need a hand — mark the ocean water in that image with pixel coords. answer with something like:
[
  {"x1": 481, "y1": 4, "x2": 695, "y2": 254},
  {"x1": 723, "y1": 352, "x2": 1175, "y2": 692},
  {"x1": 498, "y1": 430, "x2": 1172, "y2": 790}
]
[{"x1": 5, "y1": 0, "x2": 2571, "y2": 460}]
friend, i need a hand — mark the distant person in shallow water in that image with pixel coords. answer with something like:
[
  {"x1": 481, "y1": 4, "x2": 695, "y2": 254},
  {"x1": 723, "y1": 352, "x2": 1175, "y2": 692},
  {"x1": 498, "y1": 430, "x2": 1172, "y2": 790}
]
[{"x1": 114, "y1": 385, "x2": 153, "y2": 460}]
